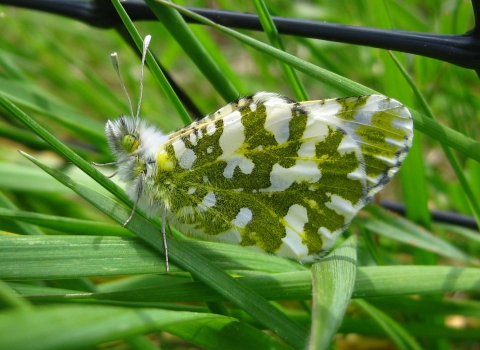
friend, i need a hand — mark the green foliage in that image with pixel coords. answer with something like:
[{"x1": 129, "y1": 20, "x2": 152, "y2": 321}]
[{"x1": 0, "y1": 1, "x2": 479, "y2": 349}]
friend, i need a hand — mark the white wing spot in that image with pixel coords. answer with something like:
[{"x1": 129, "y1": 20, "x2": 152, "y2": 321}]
[
  {"x1": 337, "y1": 134, "x2": 359, "y2": 155},
  {"x1": 347, "y1": 166, "x2": 365, "y2": 181},
  {"x1": 223, "y1": 155, "x2": 255, "y2": 179},
  {"x1": 187, "y1": 187, "x2": 196, "y2": 195},
  {"x1": 297, "y1": 139, "x2": 316, "y2": 158},
  {"x1": 203, "y1": 176, "x2": 209, "y2": 183},
  {"x1": 206, "y1": 123, "x2": 216, "y2": 136},
  {"x1": 232, "y1": 207, "x2": 253, "y2": 228},
  {"x1": 325, "y1": 193, "x2": 356, "y2": 217},
  {"x1": 264, "y1": 105, "x2": 292, "y2": 144},
  {"x1": 207, "y1": 146, "x2": 213, "y2": 154},
  {"x1": 189, "y1": 132, "x2": 198, "y2": 146},
  {"x1": 179, "y1": 148, "x2": 197, "y2": 169},
  {"x1": 202, "y1": 192, "x2": 217, "y2": 207},
  {"x1": 302, "y1": 109, "x2": 332, "y2": 139},
  {"x1": 219, "y1": 111, "x2": 244, "y2": 157},
  {"x1": 280, "y1": 204, "x2": 309, "y2": 257},
  {"x1": 260, "y1": 161, "x2": 321, "y2": 192},
  {"x1": 172, "y1": 139, "x2": 186, "y2": 160}
]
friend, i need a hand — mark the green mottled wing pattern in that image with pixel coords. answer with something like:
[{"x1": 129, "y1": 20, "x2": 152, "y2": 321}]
[{"x1": 147, "y1": 93, "x2": 412, "y2": 261}]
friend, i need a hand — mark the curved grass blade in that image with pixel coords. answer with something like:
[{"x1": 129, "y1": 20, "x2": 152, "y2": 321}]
[
  {"x1": 110, "y1": 0, "x2": 192, "y2": 125},
  {"x1": 10, "y1": 265, "x2": 480, "y2": 303},
  {"x1": 352, "y1": 299, "x2": 423, "y2": 350},
  {"x1": 0, "y1": 235, "x2": 304, "y2": 280},
  {"x1": 143, "y1": 0, "x2": 239, "y2": 102},
  {"x1": 0, "y1": 208, "x2": 131, "y2": 237},
  {"x1": 19, "y1": 151, "x2": 309, "y2": 349},
  {"x1": 362, "y1": 205, "x2": 478, "y2": 265},
  {"x1": 309, "y1": 236, "x2": 357, "y2": 350},
  {"x1": 157, "y1": 1, "x2": 480, "y2": 163},
  {"x1": 0, "y1": 304, "x2": 289, "y2": 350}
]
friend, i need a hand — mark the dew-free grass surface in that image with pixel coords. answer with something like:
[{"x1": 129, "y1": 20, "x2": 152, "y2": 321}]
[{"x1": 0, "y1": 1, "x2": 479, "y2": 349}]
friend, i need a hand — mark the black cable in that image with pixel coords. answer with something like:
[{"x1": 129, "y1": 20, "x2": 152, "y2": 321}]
[
  {"x1": 2, "y1": 0, "x2": 480, "y2": 74},
  {"x1": 380, "y1": 201, "x2": 478, "y2": 230}
]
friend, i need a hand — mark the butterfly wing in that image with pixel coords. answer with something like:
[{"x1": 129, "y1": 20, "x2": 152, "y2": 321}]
[{"x1": 153, "y1": 93, "x2": 412, "y2": 261}]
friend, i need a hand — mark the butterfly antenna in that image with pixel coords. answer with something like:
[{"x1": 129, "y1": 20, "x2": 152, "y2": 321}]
[
  {"x1": 111, "y1": 52, "x2": 134, "y2": 118},
  {"x1": 135, "y1": 35, "x2": 151, "y2": 119}
]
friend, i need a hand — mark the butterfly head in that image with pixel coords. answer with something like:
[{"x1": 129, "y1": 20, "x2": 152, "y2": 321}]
[
  {"x1": 106, "y1": 115, "x2": 169, "y2": 162},
  {"x1": 105, "y1": 116, "x2": 142, "y2": 160}
]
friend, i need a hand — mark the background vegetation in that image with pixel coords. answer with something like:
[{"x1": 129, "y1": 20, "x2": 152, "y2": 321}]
[{"x1": 0, "y1": 1, "x2": 479, "y2": 349}]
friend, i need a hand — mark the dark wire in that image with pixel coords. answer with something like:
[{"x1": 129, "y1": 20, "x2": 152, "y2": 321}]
[{"x1": 2, "y1": 0, "x2": 480, "y2": 74}]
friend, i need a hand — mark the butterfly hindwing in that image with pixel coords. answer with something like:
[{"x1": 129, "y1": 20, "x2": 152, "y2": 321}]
[
  {"x1": 143, "y1": 93, "x2": 412, "y2": 261},
  {"x1": 105, "y1": 93, "x2": 412, "y2": 261}
]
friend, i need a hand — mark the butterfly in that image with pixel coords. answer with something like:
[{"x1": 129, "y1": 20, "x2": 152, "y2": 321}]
[{"x1": 100, "y1": 36, "x2": 413, "y2": 272}]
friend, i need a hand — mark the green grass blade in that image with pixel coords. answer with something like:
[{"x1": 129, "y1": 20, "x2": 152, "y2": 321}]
[
  {"x1": 144, "y1": 0, "x2": 239, "y2": 103},
  {"x1": 10, "y1": 264, "x2": 480, "y2": 302},
  {"x1": 352, "y1": 299, "x2": 423, "y2": 350},
  {"x1": 0, "y1": 208, "x2": 131, "y2": 236},
  {"x1": 0, "y1": 93, "x2": 131, "y2": 206},
  {"x1": 111, "y1": 0, "x2": 192, "y2": 125},
  {"x1": 0, "y1": 304, "x2": 288, "y2": 350},
  {"x1": 252, "y1": 0, "x2": 307, "y2": 101},
  {"x1": 362, "y1": 206, "x2": 478, "y2": 265},
  {"x1": 0, "y1": 192, "x2": 44, "y2": 236},
  {"x1": 157, "y1": 1, "x2": 480, "y2": 163},
  {"x1": 19, "y1": 152, "x2": 309, "y2": 349},
  {"x1": 309, "y1": 236, "x2": 357, "y2": 350},
  {"x1": 0, "y1": 280, "x2": 32, "y2": 311},
  {"x1": 0, "y1": 78, "x2": 106, "y2": 141},
  {"x1": 389, "y1": 51, "x2": 480, "y2": 227},
  {"x1": 0, "y1": 235, "x2": 303, "y2": 280}
]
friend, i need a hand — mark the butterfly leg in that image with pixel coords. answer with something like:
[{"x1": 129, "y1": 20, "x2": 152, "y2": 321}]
[
  {"x1": 122, "y1": 172, "x2": 144, "y2": 227},
  {"x1": 162, "y1": 206, "x2": 170, "y2": 274}
]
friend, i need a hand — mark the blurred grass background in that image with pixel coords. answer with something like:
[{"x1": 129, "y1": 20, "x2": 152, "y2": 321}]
[{"x1": 0, "y1": 1, "x2": 480, "y2": 349}]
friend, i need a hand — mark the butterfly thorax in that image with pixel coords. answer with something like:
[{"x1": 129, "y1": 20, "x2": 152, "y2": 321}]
[{"x1": 105, "y1": 116, "x2": 169, "y2": 213}]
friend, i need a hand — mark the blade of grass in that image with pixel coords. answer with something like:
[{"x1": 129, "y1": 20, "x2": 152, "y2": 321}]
[
  {"x1": 309, "y1": 236, "x2": 357, "y2": 350},
  {"x1": 352, "y1": 299, "x2": 423, "y2": 350},
  {"x1": 111, "y1": 0, "x2": 192, "y2": 125},
  {"x1": 0, "y1": 78, "x2": 106, "y2": 146},
  {"x1": 19, "y1": 152, "x2": 309, "y2": 349},
  {"x1": 389, "y1": 50, "x2": 480, "y2": 228},
  {"x1": 157, "y1": 1, "x2": 480, "y2": 163},
  {"x1": 362, "y1": 205, "x2": 478, "y2": 265},
  {"x1": 0, "y1": 208, "x2": 131, "y2": 236},
  {"x1": 252, "y1": 0, "x2": 307, "y2": 101},
  {"x1": 0, "y1": 192, "x2": 44, "y2": 236},
  {"x1": 0, "y1": 304, "x2": 288, "y2": 350},
  {"x1": 9, "y1": 263, "x2": 480, "y2": 302},
  {"x1": 0, "y1": 235, "x2": 304, "y2": 280},
  {"x1": 143, "y1": 0, "x2": 239, "y2": 103},
  {"x1": 0, "y1": 93, "x2": 131, "y2": 206},
  {"x1": 0, "y1": 280, "x2": 33, "y2": 311}
]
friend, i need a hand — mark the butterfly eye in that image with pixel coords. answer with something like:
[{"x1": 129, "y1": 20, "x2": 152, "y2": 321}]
[{"x1": 121, "y1": 134, "x2": 139, "y2": 153}]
